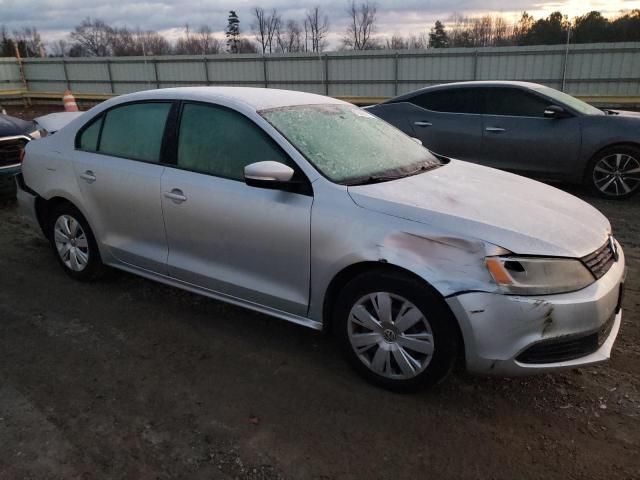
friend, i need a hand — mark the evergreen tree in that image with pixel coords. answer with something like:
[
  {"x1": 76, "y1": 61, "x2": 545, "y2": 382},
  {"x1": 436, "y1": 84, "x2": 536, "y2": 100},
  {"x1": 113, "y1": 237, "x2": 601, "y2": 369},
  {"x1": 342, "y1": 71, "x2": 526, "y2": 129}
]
[
  {"x1": 226, "y1": 11, "x2": 241, "y2": 53},
  {"x1": 428, "y1": 21, "x2": 449, "y2": 48}
]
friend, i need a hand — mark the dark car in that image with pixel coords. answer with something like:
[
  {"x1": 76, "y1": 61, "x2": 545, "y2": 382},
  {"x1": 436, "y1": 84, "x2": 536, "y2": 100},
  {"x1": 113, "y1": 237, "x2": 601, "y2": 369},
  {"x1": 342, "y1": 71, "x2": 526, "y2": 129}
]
[
  {"x1": 366, "y1": 81, "x2": 640, "y2": 199},
  {"x1": 0, "y1": 113, "x2": 36, "y2": 199}
]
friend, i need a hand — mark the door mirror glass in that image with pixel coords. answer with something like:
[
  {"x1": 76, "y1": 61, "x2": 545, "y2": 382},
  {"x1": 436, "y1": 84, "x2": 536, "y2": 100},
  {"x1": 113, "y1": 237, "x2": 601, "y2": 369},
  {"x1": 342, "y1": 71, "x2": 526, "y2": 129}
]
[
  {"x1": 544, "y1": 104, "x2": 569, "y2": 119},
  {"x1": 244, "y1": 161, "x2": 295, "y2": 189}
]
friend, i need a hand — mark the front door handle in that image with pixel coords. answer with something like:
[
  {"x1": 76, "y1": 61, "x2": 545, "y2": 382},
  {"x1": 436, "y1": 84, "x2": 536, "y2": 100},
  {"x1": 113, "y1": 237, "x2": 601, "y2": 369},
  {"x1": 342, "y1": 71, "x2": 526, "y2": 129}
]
[
  {"x1": 80, "y1": 170, "x2": 96, "y2": 183},
  {"x1": 414, "y1": 121, "x2": 432, "y2": 127},
  {"x1": 485, "y1": 127, "x2": 506, "y2": 133},
  {"x1": 164, "y1": 189, "x2": 187, "y2": 204}
]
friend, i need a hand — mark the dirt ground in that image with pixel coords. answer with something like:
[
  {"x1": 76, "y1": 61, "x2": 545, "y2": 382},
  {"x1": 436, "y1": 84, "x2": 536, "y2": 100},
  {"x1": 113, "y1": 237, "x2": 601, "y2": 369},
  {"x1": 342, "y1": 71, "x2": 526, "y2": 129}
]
[{"x1": 0, "y1": 108, "x2": 639, "y2": 480}]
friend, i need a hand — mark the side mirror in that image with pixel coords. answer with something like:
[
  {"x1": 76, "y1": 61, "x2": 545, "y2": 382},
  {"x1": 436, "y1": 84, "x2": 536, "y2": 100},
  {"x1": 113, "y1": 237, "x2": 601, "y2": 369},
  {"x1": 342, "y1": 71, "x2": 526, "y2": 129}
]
[
  {"x1": 244, "y1": 161, "x2": 295, "y2": 190},
  {"x1": 411, "y1": 137, "x2": 423, "y2": 146},
  {"x1": 544, "y1": 104, "x2": 569, "y2": 119}
]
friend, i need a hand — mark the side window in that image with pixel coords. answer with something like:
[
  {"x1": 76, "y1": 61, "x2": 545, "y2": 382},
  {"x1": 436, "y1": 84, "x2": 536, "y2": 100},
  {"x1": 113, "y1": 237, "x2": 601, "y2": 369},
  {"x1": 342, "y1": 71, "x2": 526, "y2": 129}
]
[
  {"x1": 99, "y1": 102, "x2": 172, "y2": 162},
  {"x1": 410, "y1": 88, "x2": 485, "y2": 114},
  {"x1": 485, "y1": 88, "x2": 550, "y2": 117},
  {"x1": 78, "y1": 115, "x2": 103, "y2": 152},
  {"x1": 177, "y1": 103, "x2": 291, "y2": 181}
]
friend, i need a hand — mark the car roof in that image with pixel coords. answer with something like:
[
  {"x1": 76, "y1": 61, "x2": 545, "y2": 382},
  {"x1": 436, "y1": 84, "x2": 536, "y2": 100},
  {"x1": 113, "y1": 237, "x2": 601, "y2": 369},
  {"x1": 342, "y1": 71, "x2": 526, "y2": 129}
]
[
  {"x1": 386, "y1": 81, "x2": 545, "y2": 103},
  {"x1": 104, "y1": 87, "x2": 347, "y2": 112}
]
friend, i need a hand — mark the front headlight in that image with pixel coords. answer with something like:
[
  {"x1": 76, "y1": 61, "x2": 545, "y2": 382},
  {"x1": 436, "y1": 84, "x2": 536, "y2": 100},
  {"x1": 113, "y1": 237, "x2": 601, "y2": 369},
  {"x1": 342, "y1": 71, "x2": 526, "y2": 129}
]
[{"x1": 485, "y1": 256, "x2": 595, "y2": 295}]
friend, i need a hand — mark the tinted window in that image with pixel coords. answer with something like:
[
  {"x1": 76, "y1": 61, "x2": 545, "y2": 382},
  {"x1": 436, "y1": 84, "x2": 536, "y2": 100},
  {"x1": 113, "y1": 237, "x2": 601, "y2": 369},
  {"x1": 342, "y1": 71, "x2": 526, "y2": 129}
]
[
  {"x1": 177, "y1": 103, "x2": 290, "y2": 181},
  {"x1": 410, "y1": 88, "x2": 485, "y2": 114},
  {"x1": 99, "y1": 102, "x2": 172, "y2": 162},
  {"x1": 485, "y1": 88, "x2": 550, "y2": 117},
  {"x1": 79, "y1": 115, "x2": 103, "y2": 151}
]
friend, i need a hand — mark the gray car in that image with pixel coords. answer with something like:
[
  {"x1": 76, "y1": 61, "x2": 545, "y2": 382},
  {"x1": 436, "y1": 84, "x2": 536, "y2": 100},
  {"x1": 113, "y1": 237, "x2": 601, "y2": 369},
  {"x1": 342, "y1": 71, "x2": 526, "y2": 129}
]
[
  {"x1": 366, "y1": 81, "x2": 640, "y2": 199},
  {"x1": 16, "y1": 87, "x2": 625, "y2": 391}
]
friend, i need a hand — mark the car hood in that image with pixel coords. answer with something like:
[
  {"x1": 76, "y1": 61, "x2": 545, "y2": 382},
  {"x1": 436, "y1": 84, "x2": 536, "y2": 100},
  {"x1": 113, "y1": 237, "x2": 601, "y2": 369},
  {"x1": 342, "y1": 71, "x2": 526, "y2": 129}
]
[
  {"x1": 0, "y1": 114, "x2": 33, "y2": 137},
  {"x1": 347, "y1": 160, "x2": 610, "y2": 258},
  {"x1": 608, "y1": 109, "x2": 640, "y2": 118},
  {"x1": 34, "y1": 111, "x2": 83, "y2": 134}
]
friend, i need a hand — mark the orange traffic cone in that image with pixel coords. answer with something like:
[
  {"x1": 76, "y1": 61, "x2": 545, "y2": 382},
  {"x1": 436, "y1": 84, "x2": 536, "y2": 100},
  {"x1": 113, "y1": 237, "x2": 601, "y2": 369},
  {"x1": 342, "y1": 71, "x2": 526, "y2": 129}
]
[{"x1": 63, "y1": 89, "x2": 79, "y2": 112}]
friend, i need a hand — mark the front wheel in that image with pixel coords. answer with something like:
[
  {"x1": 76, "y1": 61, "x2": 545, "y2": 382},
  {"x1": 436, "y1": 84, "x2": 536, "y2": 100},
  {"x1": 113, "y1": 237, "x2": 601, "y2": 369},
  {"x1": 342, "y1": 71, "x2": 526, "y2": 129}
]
[
  {"x1": 587, "y1": 146, "x2": 640, "y2": 199},
  {"x1": 333, "y1": 271, "x2": 459, "y2": 392}
]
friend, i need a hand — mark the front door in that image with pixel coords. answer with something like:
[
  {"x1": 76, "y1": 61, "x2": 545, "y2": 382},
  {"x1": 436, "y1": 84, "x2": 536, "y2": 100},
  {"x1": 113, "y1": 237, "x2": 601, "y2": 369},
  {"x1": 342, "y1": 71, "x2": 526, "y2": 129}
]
[
  {"x1": 161, "y1": 102, "x2": 312, "y2": 315},
  {"x1": 481, "y1": 87, "x2": 581, "y2": 178}
]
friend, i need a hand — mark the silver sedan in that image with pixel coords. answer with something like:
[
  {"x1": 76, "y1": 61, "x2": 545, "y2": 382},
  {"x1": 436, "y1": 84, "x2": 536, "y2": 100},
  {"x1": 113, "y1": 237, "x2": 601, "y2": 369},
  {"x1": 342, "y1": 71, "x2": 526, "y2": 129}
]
[{"x1": 16, "y1": 87, "x2": 625, "y2": 391}]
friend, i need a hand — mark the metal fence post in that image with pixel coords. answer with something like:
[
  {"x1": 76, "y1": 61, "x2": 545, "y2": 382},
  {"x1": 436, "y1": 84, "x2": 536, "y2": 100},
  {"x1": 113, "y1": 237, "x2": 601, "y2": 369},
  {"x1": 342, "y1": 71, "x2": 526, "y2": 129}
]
[
  {"x1": 106, "y1": 59, "x2": 114, "y2": 94},
  {"x1": 561, "y1": 29, "x2": 571, "y2": 92},
  {"x1": 394, "y1": 52, "x2": 399, "y2": 96},
  {"x1": 203, "y1": 57, "x2": 210, "y2": 85},
  {"x1": 152, "y1": 59, "x2": 160, "y2": 89},
  {"x1": 473, "y1": 50, "x2": 479, "y2": 80},
  {"x1": 62, "y1": 58, "x2": 71, "y2": 90},
  {"x1": 323, "y1": 54, "x2": 329, "y2": 96},
  {"x1": 263, "y1": 55, "x2": 268, "y2": 88}
]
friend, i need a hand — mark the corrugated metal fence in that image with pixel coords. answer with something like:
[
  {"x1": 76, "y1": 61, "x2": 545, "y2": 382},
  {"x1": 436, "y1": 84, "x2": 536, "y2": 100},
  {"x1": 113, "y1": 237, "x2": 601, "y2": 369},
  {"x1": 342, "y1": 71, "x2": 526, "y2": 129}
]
[{"x1": 1, "y1": 42, "x2": 640, "y2": 99}]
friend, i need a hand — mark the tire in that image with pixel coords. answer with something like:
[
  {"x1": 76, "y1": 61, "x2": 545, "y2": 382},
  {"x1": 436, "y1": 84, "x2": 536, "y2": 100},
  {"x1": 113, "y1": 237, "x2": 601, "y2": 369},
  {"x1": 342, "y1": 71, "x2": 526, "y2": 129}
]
[
  {"x1": 47, "y1": 203, "x2": 104, "y2": 281},
  {"x1": 586, "y1": 146, "x2": 640, "y2": 199},
  {"x1": 333, "y1": 270, "x2": 459, "y2": 392}
]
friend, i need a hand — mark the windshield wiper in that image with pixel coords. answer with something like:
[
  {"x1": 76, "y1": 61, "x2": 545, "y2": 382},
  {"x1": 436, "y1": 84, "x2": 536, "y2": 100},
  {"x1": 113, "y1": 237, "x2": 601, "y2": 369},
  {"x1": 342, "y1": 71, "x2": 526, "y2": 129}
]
[
  {"x1": 601, "y1": 108, "x2": 619, "y2": 115},
  {"x1": 346, "y1": 163, "x2": 439, "y2": 186}
]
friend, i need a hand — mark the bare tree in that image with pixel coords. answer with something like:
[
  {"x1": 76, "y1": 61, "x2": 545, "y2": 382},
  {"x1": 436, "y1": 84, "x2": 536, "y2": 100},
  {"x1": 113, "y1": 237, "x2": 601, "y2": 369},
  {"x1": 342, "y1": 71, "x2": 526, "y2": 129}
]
[
  {"x1": 304, "y1": 6, "x2": 329, "y2": 52},
  {"x1": 385, "y1": 33, "x2": 427, "y2": 50},
  {"x1": 343, "y1": 1, "x2": 378, "y2": 50},
  {"x1": 137, "y1": 30, "x2": 172, "y2": 55},
  {"x1": 385, "y1": 34, "x2": 408, "y2": 49},
  {"x1": 252, "y1": 7, "x2": 280, "y2": 54},
  {"x1": 175, "y1": 24, "x2": 199, "y2": 54},
  {"x1": 110, "y1": 27, "x2": 138, "y2": 55},
  {"x1": 277, "y1": 20, "x2": 304, "y2": 52},
  {"x1": 49, "y1": 39, "x2": 69, "y2": 57},
  {"x1": 238, "y1": 38, "x2": 258, "y2": 53},
  {"x1": 70, "y1": 18, "x2": 113, "y2": 56},
  {"x1": 13, "y1": 27, "x2": 44, "y2": 57},
  {"x1": 197, "y1": 25, "x2": 222, "y2": 54}
]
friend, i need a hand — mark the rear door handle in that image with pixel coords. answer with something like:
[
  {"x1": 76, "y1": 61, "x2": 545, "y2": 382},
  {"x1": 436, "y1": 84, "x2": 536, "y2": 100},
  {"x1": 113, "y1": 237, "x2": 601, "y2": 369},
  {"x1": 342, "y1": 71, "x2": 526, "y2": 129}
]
[
  {"x1": 485, "y1": 127, "x2": 506, "y2": 133},
  {"x1": 414, "y1": 121, "x2": 432, "y2": 127},
  {"x1": 164, "y1": 189, "x2": 187, "y2": 204},
  {"x1": 80, "y1": 170, "x2": 96, "y2": 183}
]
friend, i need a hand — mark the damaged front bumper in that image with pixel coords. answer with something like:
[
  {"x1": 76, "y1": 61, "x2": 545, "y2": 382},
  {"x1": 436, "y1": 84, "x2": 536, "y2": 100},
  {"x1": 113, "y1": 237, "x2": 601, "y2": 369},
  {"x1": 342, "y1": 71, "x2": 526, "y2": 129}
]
[{"x1": 447, "y1": 246, "x2": 626, "y2": 376}]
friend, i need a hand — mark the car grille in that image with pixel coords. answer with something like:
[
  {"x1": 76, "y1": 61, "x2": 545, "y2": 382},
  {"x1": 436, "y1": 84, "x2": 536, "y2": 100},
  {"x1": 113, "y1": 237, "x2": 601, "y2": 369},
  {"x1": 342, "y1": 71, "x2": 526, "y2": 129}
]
[
  {"x1": 0, "y1": 136, "x2": 29, "y2": 169},
  {"x1": 582, "y1": 239, "x2": 616, "y2": 279},
  {"x1": 517, "y1": 314, "x2": 615, "y2": 364}
]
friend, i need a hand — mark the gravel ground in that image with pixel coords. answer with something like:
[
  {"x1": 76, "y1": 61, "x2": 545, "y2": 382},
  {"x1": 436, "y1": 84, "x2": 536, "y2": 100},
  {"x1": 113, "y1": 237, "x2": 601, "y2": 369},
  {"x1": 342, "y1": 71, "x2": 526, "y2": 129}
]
[{"x1": 0, "y1": 106, "x2": 639, "y2": 479}]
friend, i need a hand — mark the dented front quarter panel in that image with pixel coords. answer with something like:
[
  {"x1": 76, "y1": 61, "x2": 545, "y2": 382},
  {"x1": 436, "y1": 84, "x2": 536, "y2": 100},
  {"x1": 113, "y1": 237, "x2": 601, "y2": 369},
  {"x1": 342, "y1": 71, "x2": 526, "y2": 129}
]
[{"x1": 307, "y1": 179, "x2": 503, "y2": 323}]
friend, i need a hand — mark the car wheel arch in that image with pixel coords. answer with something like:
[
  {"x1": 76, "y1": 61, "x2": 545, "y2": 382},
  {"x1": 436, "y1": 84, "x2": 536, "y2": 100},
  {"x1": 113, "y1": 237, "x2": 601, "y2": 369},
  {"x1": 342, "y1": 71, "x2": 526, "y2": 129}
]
[
  {"x1": 321, "y1": 261, "x2": 465, "y2": 355},
  {"x1": 36, "y1": 195, "x2": 94, "y2": 240},
  {"x1": 586, "y1": 141, "x2": 640, "y2": 174}
]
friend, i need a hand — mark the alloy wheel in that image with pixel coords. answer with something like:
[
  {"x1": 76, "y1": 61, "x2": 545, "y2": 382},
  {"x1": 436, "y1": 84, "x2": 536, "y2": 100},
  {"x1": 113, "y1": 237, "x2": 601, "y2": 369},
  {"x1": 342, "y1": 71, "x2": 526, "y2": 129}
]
[
  {"x1": 593, "y1": 153, "x2": 640, "y2": 197},
  {"x1": 54, "y1": 214, "x2": 90, "y2": 272},
  {"x1": 347, "y1": 292, "x2": 434, "y2": 380}
]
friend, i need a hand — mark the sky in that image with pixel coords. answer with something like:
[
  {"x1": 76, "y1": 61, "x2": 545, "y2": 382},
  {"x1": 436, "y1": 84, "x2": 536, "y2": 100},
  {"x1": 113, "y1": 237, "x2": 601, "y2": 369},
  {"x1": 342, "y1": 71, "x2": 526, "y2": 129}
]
[{"x1": 1, "y1": 0, "x2": 640, "y2": 47}]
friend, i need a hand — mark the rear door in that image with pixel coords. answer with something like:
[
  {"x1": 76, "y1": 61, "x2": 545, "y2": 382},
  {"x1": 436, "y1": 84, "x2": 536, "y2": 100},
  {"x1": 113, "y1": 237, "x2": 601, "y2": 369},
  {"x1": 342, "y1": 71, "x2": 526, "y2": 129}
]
[
  {"x1": 399, "y1": 87, "x2": 485, "y2": 161},
  {"x1": 160, "y1": 102, "x2": 313, "y2": 315},
  {"x1": 72, "y1": 101, "x2": 173, "y2": 273},
  {"x1": 481, "y1": 87, "x2": 581, "y2": 178}
]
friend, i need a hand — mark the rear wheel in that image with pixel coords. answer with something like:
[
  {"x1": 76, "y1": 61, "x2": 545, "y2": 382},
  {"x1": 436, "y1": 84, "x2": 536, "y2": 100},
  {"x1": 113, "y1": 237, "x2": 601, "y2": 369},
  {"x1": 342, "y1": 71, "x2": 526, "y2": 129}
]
[
  {"x1": 587, "y1": 146, "x2": 640, "y2": 199},
  {"x1": 48, "y1": 203, "x2": 103, "y2": 281},
  {"x1": 333, "y1": 271, "x2": 459, "y2": 391}
]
